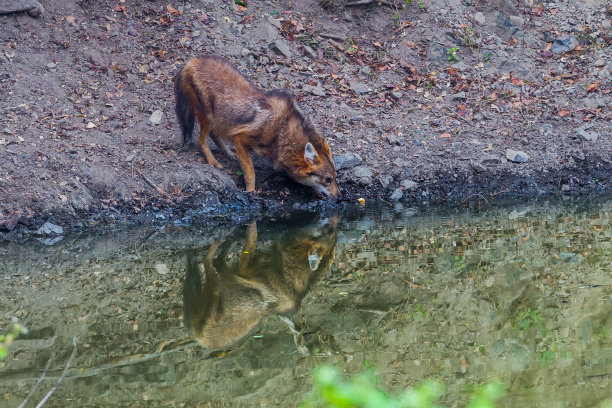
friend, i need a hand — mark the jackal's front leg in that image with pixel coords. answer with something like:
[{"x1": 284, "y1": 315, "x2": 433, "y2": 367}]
[
  {"x1": 195, "y1": 114, "x2": 223, "y2": 169},
  {"x1": 234, "y1": 138, "x2": 256, "y2": 192}
]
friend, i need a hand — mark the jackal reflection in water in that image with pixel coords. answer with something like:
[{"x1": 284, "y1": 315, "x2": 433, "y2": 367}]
[{"x1": 183, "y1": 215, "x2": 339, "y2": 348}]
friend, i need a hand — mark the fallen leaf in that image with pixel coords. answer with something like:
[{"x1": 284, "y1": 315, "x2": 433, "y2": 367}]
[
  {"x1": 373, "y1": 41, "x2": 383, "y2": 48},
  {"x1": 440, "y1": 133, "x2": 451, "y2": 138},
  {"x1": 586, "y1": 83, "x2": 599, "y2": 92},
  {"x1": 558, "y1": 110, "x2": 570, "y2": 117},
  {"x1": 511, "y1": 78, "x2": 522, "y2": 86},
  {"x1": 86, "y1": 122, "x2": 96, "y2": 129},
  {"x1": 224, "y1": 16, "x2": 232, "y2": 23},
  {"x1": 509, "y1": 37, "x2": 518, "y2": 46},
  {"x1": 66, "y1": 16, "x2": 75, "y2": 23}
]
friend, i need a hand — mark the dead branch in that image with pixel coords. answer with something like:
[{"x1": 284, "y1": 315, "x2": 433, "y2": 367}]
[{"x1": 35, "y1": 336, "x2": 77, "y2": 408}]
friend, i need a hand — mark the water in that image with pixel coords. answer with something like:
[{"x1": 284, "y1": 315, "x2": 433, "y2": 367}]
[{"x1": 2, "y1": 201, "x2": 612, "y2": 407}]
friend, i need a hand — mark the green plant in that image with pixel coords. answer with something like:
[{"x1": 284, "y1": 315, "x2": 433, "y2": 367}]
[
  {"x1": 513, "y1": 308, "x2": 543, "y2": 330},
  {"x1": 483, "y1": 52, "x2": 491, "y2": 63},
  {"x1": 1, "y1": 319, "x2": 28, "y2": 359},
  {"x1": 302, "y1": 365, "x2": 505, "y2": 408},
  {"x1": 447, "y1": 47, "x2": 459, "y2": 62}
]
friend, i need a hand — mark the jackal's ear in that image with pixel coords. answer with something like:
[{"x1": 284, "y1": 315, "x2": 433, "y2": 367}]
[{"x1": 304, "y1": 142, "x2": 319, "y2": 165}]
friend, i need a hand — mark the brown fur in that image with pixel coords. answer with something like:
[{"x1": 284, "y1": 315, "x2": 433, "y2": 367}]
[
  {"x1": 183, "y1": 217, "x2": 338, "y2": 348},
  {"x1": 174, "y1": 55, "x2": 340, "y2": 198}
]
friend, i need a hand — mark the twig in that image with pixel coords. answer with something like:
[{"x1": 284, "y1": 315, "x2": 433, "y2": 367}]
[
  {"x1": 35, "y1": 336, "x2": 77, "y2": 408},
  {"x1": 345, "y1": 0, "x2": 373, "y2": 5},
  {"x1": 137, "y1": 169, "x2": 169, "y2": 197},
  {"x1": 319, "y1": 32, "x2": 346, "y2": 42},
  {"x1": 18, "y1": 353, "x2": 54, "y2": 408},
  {"x1": 460, "y1": 193, "x2": 490, "y2": 206}
]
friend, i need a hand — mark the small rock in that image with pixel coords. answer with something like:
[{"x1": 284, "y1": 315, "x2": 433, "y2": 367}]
[
  {"x1": 393, "y1": 158, "x2": 410, "y2": 167},
  {"x1": 539, "y1": 124, "x2": 553, "y2": 136},
  {"x1": 302, "y1": 84, "x2": 326, "y2": 96},
  {"x1": 360, "y1": 66, "x2": 371, "y2": 75},
  {"x1": 352, "y1": 166, "x2": 373, "y2": 179},
  {"x1": 451, "y1": 91, "x2": 467, "y2": 102},
  {"x1": 3, "y1": 128, "x2": 13, "y2": 135},
  {"x1": 270, "y1": 39, "x2": 293, "y2": 59},
  {"x1": 576, "y1": 128, "x2": 598, "y2": 142},
  {"x1": 470, "y1": 161, "x2": 485, "y2": 173},
  {"x1": 155, "y1": 263, "x2": 169, "y2": 275},
  {"x1": 550, "y1": 36, "x2": 579, "y2": 54},
  {"x1": 474, "y1": 12, "x2": 486, "y2": 26},
  {"x1": 35, "y1": 221, "x2": 64, "y2": 236},
  {"x1": 241, "y1": 48, "x2": 252, "y2": 57},
  {"x1": 303, "y1": 45, "x2": 317, "y2": 60},
  {"x1": 349, "y1": 81, "x2": 371, "y2": 95},
  {"x1": 594, "y1": 58, "x2": 606, "y2": 67},
  {"x1": 390, "y1": 188, "x2": 403, "y2": 201},
  {"x1": 509, "y1": 16, "x2": 525, "y2": 27},
  {"x1": 387, "y1": 134, "x2": 405, "y2": 146},
  {"x1": 125, "y1": 154, "x2": 135, "y2": 162},
  {"x1": 46, "y1": 62, "x2": 56, "y2": 71},
  {"x1": 192, "y1": 30, "x2": 201, "y2": 37},
  {"x1": 602, "y1": 19, "x2": 611, "y2": 30},
  {"x1": 379, "y1": 174, "x2": 393, "y2": 188},
  {"x1": 334, "y1": 153, "x2": 363, "y2": 170},
  {"x1": 400, "y1": 179, "x2": 418, "y2": 191},
  {"x1": 584, "y1": 98, "x2": 605, "y2": 110},
  {"x1": 148, "y1": 110, "x2": 163, "y2": 126},
  {"x1": 506, "y1": 149, "x2": 529, "y2": 163}
]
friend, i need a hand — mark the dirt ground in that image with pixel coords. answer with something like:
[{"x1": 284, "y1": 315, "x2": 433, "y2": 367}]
[{"x1": 0, "y1": 0, "x2": 610, "y2": 237}]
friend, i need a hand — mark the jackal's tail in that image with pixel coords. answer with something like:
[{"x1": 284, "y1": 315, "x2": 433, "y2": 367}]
[{"x1": 174, "y1": 69, "x2": 195, "y2": 145}]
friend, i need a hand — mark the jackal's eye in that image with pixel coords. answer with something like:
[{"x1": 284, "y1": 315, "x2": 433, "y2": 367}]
[{"x1": 324, "y1": 177, "x2": 333, "y2": 184}]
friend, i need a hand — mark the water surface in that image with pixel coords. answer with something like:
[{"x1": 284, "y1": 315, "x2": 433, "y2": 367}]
[{"x1": 2, "y1": 201, "x2": 612, "y2": 407}]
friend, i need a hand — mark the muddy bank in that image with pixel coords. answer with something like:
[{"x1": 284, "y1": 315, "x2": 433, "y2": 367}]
[{"x1": 1, "y1": 0, "x2": 610, "y2": 237}]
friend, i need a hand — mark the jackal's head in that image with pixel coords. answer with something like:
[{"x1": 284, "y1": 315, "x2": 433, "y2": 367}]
[{"x1": 290, "y1": 141, "x2": 341, "y2": 199}]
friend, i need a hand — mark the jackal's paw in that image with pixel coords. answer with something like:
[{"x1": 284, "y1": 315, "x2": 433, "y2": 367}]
[{"x1": 214, "y1": 163, "x2": 224, "y2": 169}]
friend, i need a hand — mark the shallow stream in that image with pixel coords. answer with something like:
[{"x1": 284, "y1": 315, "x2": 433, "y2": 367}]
[{"x1": 2, "y1": 200, "x2": 612, "y2": 407}]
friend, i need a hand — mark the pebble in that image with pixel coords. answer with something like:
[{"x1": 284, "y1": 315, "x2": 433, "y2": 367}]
[
  {"x1": 303, "y1": 45, "x2": 317, "y2": 60},
  {"x1": 602, "y1": 19, "x2": 611, "y2": 30},
  {"x1": 474, "y1": 12, "x2": 486, "y2": 26},
  {"x1": 576, "y1": 128, "x2": 598, "y2": 142},
  {"x1": 506, "y1": 149, "x2": 529, "y2": 163},
  {"x1": 148, "y1": 110, "x2": 163, "y2": 126},
  {"x1": 3, "y1": 128, "x2": 13, "y2": 135},
  {"x1": 539, "y1": 124, "x2": 553, "y2": 136},
  {"x1": 46, "y1": 62, "x2": 57, "y2": 71},
  {"x1": 400, "y1": 179, "x2": 418, "y2": 191},
  {"x1": 387, "y1": 134, "x2": 405, "y2": 146},
  {"x1": 349, "y1": 81, "x2": 371, "y2": 95},
  {"x1": 334, "y1": 153, "x2": 363, "y2": 170},
  {"x1": 594, "y1": 58, "x2": 605, "y2": 67},
  {"x1": 379, "y1": 174, "x2": 393, "y2": 188},
  {"x1": 390, "y1": 188, "x2": 403, "y2": 201},
  {"x1": 583, "y1": 98, "x2": 604, "y2": 110},
  {"x1": 509, "y1": 16, "x2": 525, "y2": 27},
  {"x1": 352, "y1": 166, "x2": 373, "y2": 179},
  {"x1": 551, "y1": 36, "x2": 578, "y2": 54},
  {"x1": 302, "y1": 84, "x2": 326, "y2": 96},
  {"x1": 269, "y1": 39, "x2": 292, "y2": 59}
]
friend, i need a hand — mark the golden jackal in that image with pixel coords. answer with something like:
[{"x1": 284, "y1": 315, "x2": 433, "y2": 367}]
[
  {"x1": 174, "y1": 55, "x2": 340, "y2": 199},
  {"x1": 183, "y1": 216, "x2": 339, "y2": 348}
]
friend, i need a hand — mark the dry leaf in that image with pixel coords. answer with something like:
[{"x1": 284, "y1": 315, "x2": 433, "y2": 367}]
[
  {"x1": 558, "y1": 110, "x2": 570, "y2": 117},
  {"x1": 86, "y1": 122, "x2": 96, "y2": 129},
  {"x1": 66, "y1": 16, "x2": 75, "y2": 23},
  {"x1": 586, "y1": 83, "x2": 599, "y2": 92},
  {"x1": 440, "y1": 133, "x2": 451, "y2": 138}
]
